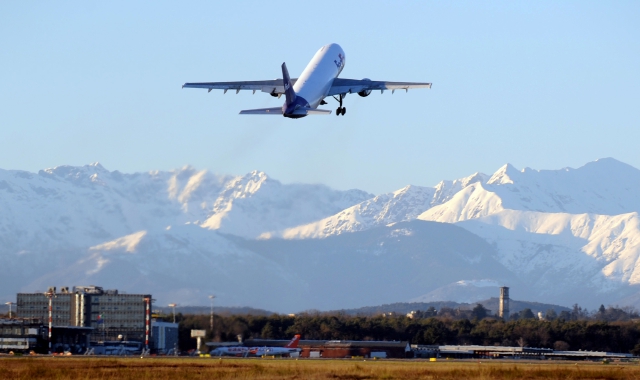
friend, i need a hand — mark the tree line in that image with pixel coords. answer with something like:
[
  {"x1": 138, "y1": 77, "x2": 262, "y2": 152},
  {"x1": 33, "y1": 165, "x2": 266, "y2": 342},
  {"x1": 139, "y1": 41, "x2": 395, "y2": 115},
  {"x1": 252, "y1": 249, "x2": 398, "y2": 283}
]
[
  {"x1": 413, "y1": 303, "x2": 639, "y2": 322},
  {"x1": 167, "y1": 303, "x2": 640, "y2": 354}
]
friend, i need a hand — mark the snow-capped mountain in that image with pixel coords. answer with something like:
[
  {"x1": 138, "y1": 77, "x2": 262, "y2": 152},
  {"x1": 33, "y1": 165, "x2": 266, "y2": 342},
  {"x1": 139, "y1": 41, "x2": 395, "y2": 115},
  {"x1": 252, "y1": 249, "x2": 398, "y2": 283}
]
[
  {"x1": 0, "y1": 163, "x2": 371, "y2": 248},
  {"x1": 416, "y1": 158, "x2": 640, "y2": 306},
  {"x1": 275, "y1": 157, "x2": 640, "y2": 308},
  {"x1": 281, "y1": 158, "x2": 640, "y2": 241},
  {"x1": 419, "y1": 158, "x2": 640, "y2": 223},
  {"x1": 280, "y1": 172, "x2": 489, "y2": 239},
  {"x1": 3, "y1": 158, "x2": 640, "y2": 312},
  {"x1": 0, "y1": 163, "x2": 370, "y2": 310}
]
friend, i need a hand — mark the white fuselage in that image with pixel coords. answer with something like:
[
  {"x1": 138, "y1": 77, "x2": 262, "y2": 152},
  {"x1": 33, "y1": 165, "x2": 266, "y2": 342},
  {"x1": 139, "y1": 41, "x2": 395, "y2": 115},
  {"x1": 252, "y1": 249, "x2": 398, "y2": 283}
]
[
  {"x1": 292, "y1": 43, "x2": 345, "y2": 109},
  {"x1": 211, "y1": 345, "x2": 300, "y2": 357},
  {"x1": 251, "y1": 346, "x2": 300, "y2": 356},
  {"x1": 210, "y1": 346, "x2": 249, "y2": 356},
  {"x1": 211, "y1": 335, "x2": 301, "y2": 357}
]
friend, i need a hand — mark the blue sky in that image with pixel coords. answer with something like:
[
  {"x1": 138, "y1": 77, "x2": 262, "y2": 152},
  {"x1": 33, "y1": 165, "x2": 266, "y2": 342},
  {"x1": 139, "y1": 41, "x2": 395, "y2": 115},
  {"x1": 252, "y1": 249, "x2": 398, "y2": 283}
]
[{"x1": 1, "y1": 1, "x2": 639, "y2": 194}]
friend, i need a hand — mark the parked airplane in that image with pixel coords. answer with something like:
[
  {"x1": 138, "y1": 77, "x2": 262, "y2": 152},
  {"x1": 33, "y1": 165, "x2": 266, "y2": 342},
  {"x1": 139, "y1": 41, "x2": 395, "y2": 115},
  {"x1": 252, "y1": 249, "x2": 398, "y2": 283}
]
[
  {"x1": 209, "y1": 335, "x2": 302, "y2": 357},
  {"x1": 182, "y1": 43, "x2": 432, "y2": 118}
]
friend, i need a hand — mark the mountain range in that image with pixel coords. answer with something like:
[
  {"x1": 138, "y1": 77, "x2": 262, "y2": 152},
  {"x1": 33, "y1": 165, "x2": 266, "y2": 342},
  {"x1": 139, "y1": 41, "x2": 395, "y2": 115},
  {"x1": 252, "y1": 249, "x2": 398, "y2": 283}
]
[{"x1": 2, "y1": 158, "x2": 640, "y2": 313}]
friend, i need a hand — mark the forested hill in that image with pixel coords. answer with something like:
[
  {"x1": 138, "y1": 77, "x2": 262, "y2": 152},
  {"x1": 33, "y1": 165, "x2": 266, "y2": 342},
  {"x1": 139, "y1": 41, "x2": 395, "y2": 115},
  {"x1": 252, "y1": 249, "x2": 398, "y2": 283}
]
[
  {"x1": 329, "y1": 299, "x2": 571, "y2": 316},
  {"x1": 152, "y1": 299, "x2": 572, "y2": 318}
]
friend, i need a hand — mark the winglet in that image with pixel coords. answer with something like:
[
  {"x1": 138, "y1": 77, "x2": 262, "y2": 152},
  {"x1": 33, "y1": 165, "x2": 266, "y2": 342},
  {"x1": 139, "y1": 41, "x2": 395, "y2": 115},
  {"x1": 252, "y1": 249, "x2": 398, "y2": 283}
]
[{"x1": 281, "y1": 62, "x2": 296, "y2": 107}]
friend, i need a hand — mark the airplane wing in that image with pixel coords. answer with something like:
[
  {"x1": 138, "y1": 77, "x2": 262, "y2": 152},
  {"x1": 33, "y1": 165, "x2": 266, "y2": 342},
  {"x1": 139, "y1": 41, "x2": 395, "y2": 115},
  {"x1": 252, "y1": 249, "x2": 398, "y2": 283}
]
[
  {"x1": 182, "y1": 79, "x2": 298, "y2": 95},
  {"x1": 327, "y1": 78, "x2": 432, "y2": 96}
]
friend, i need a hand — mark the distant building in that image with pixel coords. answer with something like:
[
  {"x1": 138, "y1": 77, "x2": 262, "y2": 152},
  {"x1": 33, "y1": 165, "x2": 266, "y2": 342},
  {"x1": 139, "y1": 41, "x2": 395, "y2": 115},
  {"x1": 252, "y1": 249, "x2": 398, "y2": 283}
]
[
  {"x1": 151, "y1": 320, "x2": 179, "y2": 354},
  {"x1": 0, "y1": 318, "x2": 44, "y2": 352},
  {"x1": 17, "y1": 286, "x2": 151, "y2": 344},
  {"x1": 0, "y1": 318, "x2": 93, "y2": 354}
]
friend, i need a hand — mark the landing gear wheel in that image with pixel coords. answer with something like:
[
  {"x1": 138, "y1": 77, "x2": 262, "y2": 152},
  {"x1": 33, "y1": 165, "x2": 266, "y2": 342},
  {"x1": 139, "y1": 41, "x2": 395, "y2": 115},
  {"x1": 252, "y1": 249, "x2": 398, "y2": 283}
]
[{"x1": 333, "y1": 94, "x2": 347, "y2": 116}]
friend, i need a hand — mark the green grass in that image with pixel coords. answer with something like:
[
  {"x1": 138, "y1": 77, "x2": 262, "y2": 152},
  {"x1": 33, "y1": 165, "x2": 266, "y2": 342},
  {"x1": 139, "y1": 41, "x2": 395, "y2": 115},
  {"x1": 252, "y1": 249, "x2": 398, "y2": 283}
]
[{"x1": 0, "y1": 357, "x2": 638, "y2": 379}]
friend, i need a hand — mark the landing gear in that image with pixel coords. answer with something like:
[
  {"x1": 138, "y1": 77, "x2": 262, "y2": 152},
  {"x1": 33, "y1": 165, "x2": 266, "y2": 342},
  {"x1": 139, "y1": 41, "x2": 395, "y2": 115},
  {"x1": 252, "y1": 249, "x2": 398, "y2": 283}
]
[{"x1": 333, "y1": 94, "x2": 346, "y2": 116}]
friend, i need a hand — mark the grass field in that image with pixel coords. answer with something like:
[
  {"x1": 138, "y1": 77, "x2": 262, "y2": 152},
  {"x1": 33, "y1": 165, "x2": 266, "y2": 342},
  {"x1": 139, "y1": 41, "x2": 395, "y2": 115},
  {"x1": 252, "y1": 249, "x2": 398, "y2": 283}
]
[{"x1": 0, "y1": 357, "x2": 638, "y2": 380}]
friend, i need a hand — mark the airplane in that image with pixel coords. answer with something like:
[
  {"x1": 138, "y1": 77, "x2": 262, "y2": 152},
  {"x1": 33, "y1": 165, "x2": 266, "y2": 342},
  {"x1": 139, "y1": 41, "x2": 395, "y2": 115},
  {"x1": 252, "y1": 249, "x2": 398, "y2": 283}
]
[
  {"x1": 182, "y1": 43, "x2": 432, "y2": 118},
  {"x1": 210, "y1": 334, "x2": 302, "y2": 357}
]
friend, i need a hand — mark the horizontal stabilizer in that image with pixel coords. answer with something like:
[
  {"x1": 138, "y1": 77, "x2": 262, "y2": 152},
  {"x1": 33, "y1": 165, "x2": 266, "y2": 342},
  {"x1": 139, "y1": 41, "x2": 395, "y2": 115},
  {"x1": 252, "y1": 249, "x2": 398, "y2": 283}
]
[
  {"x1": 239, "y1": 107, "x2": 283, "y2": 115},
  {"x1": 303, "y1": 108, "x2": 331, "y2": 115}
]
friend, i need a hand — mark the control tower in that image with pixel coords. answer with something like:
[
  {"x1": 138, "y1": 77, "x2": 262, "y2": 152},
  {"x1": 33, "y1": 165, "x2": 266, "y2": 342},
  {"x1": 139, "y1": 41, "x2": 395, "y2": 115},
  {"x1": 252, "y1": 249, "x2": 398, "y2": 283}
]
[{"x1": 499, "y1": 287, "x2": 510, "y2": 320}]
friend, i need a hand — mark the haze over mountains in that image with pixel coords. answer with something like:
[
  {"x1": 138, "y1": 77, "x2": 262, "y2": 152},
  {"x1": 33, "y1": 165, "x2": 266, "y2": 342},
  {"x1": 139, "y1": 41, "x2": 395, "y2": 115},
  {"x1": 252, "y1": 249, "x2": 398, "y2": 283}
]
[{"x1": 2, "y1": 158, "x2": 640, "y2": 313}]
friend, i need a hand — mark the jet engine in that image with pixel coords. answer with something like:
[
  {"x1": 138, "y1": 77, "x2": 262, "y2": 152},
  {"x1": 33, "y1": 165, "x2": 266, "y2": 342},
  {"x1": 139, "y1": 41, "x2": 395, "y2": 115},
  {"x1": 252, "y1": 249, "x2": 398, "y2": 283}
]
[{"x1": 357, "y1": 78, "x2": 372, "y2": 97}]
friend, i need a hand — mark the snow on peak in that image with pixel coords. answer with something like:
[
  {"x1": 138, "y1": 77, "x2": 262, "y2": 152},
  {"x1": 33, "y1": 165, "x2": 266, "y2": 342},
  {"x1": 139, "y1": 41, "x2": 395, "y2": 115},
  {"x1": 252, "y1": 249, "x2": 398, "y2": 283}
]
[
  {"x1": 418, "y1": 182, "x2": 504, "y2": 223},
  {"x1": 239, "y1": 170, "x2": 270, "y2": 195},
  {"x1": 280, "y1": 185, "x2": 436, "y2": 239},
  {"x1": 193, "y1": 170, "x2": 372, "y2": 238},
  {"x1": 280, "y1": 171, "x2": 495, "y2": 239},
  {"x1": 392, "y1": 184, "x2": 414, "y2": 197},
  {"x1": 40, "y1": 162, "x2": 110, "y2": 181},
  {"x1": 168, "y1": 168, "x2": 210, "y2": 203},
  {"x1": 432, "y1": 172, "x2": 489, "y2": 206},
  {"x1": 0, "y1": 163, "x2": 372, "y2": 247},
  {"x1": 249, "y1": 169, "x2": 267, "y2": 178},
  {"x1": 591, "y1": 157, "x2": 628, "y2": 166},
  {"x1": 90, "y1": 230, "x2": 148, "y2": 253},
  {"x1": 421, "y1": 158, "x2": 640, "y2": 220},
  {"x1": 461, "y1": 172, "x2": 488, "y2": 188},
  {"x1": 487, "y1": 163, "x2": 519, "y2": 185},
  {"x1": 455, "y1": 279, "x2": 500, "y2": 287}
]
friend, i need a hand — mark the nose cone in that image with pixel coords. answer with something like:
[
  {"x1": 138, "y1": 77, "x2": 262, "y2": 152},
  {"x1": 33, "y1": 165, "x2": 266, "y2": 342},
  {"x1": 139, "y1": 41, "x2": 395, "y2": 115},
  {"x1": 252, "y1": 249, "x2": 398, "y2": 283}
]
[
  {"x1": 319, "y1": 43, "x2": 345, "y2": 71},
  {"x1": 324, "y1": 43, "x2": 344, "y2": 55},
  {"x1": 319, "y1": 43, "x2": 344, "y2": 57}
]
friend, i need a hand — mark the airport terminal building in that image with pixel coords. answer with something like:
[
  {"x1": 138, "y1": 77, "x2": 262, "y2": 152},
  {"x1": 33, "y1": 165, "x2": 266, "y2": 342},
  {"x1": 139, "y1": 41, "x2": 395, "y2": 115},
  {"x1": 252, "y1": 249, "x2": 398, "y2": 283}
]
[{"x1": 17, "y1": 286, "x2": 152, "y2": 343}]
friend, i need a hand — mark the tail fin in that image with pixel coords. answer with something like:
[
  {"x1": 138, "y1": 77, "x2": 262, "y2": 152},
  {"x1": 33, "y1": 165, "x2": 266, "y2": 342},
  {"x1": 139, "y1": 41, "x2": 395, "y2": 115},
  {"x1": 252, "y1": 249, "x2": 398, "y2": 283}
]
[
  {"x1": 281, "y1": 62, "x2": 296, "y2": 106},
  {"x1": 285, "y1": 334, "x2": 301, "y2": 348}
]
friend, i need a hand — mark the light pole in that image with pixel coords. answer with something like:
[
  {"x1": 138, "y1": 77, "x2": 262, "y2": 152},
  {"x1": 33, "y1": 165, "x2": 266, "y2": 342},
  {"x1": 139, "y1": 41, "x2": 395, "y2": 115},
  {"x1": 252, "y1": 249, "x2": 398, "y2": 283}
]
[
  {"x1": 4, "y1": 302, "x2": 14, "y2": 318},
  {"x1": 44, "y1": 288, "x2": 57, "y2": 354},
  {"x1": 168, "y1": 303, "x2": 177, "y2": 323},
  {"x1": 144, "y1": 296, "x2": 151, "y2": 351},
  {"x1": 208, "y1": 295, "x2": 216, "y2": 333}
]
